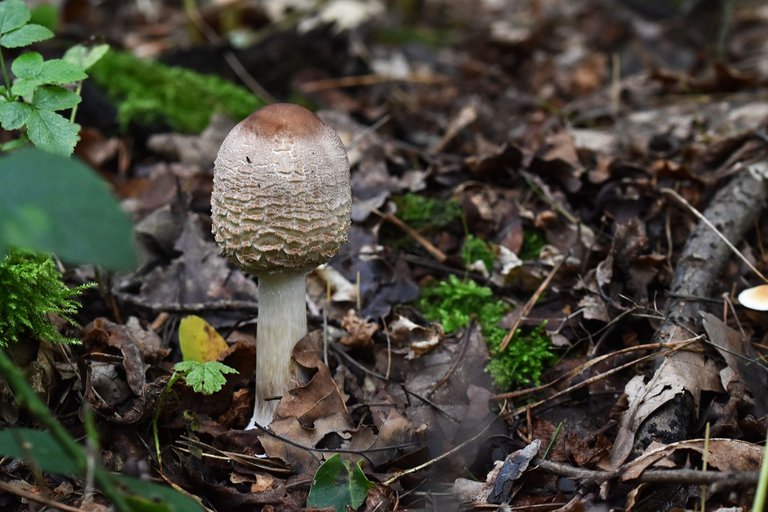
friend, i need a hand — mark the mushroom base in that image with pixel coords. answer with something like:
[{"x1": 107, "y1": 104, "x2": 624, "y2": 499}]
[{"x1": 246, "y1": 271, "x2": 308, "y2": 429}]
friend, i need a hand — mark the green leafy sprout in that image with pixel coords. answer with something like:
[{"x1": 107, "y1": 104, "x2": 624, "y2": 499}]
[
  {"x1": 0, "y1": 248, "x2": 93, "y2": 347},
  {"x1": 418, "y1": 274, "x2": 556, "y2": 388},
  {"x1": 89, "y1": 49, "x2": 264, "y2": 133},
  {"x1": 153, "y1": 360, "x2": 238, "y2": 467},
  {"x1": 0, "y1": 0, "x2": 108, "y2": 155},
  {"x1": 171, "y1": 360, "x2": 238, "y2": 395}
]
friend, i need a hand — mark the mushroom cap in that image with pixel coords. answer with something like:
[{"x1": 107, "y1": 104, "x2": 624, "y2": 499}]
[
  {"x1": 738, "y1": 284, "x2": 768, "y2": 311},
  {"x1": 211, "y1": 103, "x2": 351, "y2": 275}
]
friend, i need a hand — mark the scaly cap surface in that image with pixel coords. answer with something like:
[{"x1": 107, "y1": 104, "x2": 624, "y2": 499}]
[{"x1": 211, "y1": 103, "x2": 351, "y2": 275}]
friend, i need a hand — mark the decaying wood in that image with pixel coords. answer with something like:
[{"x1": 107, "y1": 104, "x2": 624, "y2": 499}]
[{"x1": 610, "y1": 161, "x2": 768, "y2": 467}]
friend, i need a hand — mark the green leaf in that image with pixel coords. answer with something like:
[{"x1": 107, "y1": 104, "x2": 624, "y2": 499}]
[
  {"x1": 37, "y1": 58, "x2": 89, "y2": 84},
  {"x1": 0, "y1": 23, "x2": 53, "y2": 48},
  {"x1": 63, "y1": 43, "x2": 110, "y2": 71},
  {"x1": 307, "y1": 454, "x2": 375, "y2": 512},
  {"x1": 172, "y1": 361, "x2": 238, "y2": 395},
  {"x1": 0, "y1": 148, "x2": 137, "y2": 270},
  {"x1": 119, "y1": 476, "x2": 204, "y2": 512},
  {"x1": 0, "y1": 427, "x2": 81, "y2": 475},
  {"x1": 10, "y1": 52, "x2": 44, "y2": 97},
  {"x1": 30, "y1": 4, "x2": 59, "y2": 32},
  {"x1": 0, "y1": 0, "x2": 30, "y2": 35},
  {"x1": 0, "y1": 100, "x2": 31, "y2": 130},
  {"x1": 25, "y1": 109, "x2": 79, "y2": 155},
  {"x1": 32, "y1": 86, "x2": 81, "y2": 111},
  {"x1": 11, "y1": 52, "x2": 86, "y2": 97}
]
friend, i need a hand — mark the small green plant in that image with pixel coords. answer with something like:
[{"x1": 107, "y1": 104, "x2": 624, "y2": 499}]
[
  {"x1": 519, "y1": 229, "x2": 546, "y2": 261},
  {"x1": 170, "y1": 361, "x2": 238, "y2": 395},
  {"x1": 153, "y1": 360, "x2": 238, "y2": 466},
  {"x1": 394, "y1": 192, "x2": 462, "y2": 231},
  {"x1": 89, "y1": 50, "x2": 264, "y2": 133},
  {"x1": 307, "y1": 454, "x2": 375, "y2": 512},
  {"x1": 461, "y1": 234, "x2": 494, "y2": 271},
  {"x1": 0, "y1": 248, "x2": 92, "y2": 346},
  {"x1": 419, "y1": 274, "x2": 555, "y2": 388},
  {"x1": 0, "y1": 0, "x2": 107, "y2": 155}
]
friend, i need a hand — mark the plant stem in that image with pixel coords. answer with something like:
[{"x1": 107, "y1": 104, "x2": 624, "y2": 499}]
[
  {"x1": 0, "y1": 48, "x2": 12, "y2": 96},
  {"x1": 753, "y1": 430, "x2": 768, "y2": 512},
  {"x1": 153, "y1": 371, "x2": 182, "y2": 471},
  {"x1": 70, "y1": 81, "x2": 83, "y2": 124}
]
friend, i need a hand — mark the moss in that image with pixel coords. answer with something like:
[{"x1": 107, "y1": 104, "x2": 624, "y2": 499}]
[
  {"x1": 485, "y1": 321, "x2": 556, "y2": 390},
  {"x1": 0, "y1": 249, "x2": 91, "y2": 346},
  {"x1": 418, "y1": 274, "x2": 555, "y2": 388},
  {"x1": 374, "y1": 25, "x2": 457, "y2": 47},
  {"x1": 89, "y1": 50, "x2": 264, "y2": 133},
  {"x1": 519, "y1": 229, "x2": 547, "y2": 261},
  {"x1": 461, "y1": 234, "x2": 494, "y2": 271},
  {"x1": 394, "y1": 193, "x2": 462, "y2": 231}
]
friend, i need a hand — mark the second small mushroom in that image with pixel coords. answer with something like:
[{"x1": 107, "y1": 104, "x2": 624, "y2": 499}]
[
  {"x1": 738, "y1": 284, "x2": 768, "y2": 311},
  {"x1": 211, "y1": 103, "x2": 351, "y2": 429}
]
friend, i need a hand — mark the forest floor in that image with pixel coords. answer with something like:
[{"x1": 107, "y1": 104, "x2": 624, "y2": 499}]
[{"x1": 4, "y1": 0, "x2": 768, "y2": 511}]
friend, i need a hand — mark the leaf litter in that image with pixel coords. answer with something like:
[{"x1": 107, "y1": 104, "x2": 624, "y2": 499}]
[{"x1": 5, "y1": 0, "x2": 768, "y2": 511}]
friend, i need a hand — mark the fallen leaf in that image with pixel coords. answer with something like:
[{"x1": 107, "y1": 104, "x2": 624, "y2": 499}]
[
  {"x1": 179, "y1": 315, "x2": 229, "y2": 363},
  {"x1": 610, "y1": 348, "x2": 723, "y2": 468}
]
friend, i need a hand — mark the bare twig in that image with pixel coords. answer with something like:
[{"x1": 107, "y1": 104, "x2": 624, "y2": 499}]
[
  {"x1": 299, "y1": 73, "x2": 448, "y2": 93},
  {"x1": 383, "y1": 413, "x2": 502, "y2": 486},
  {"x1": 182, "y1": 0, "x2": 275, "y2": 102},
  {"x1": 329, "y1": 343, "x2": 460, "y2": 422},
  {"x1": 243, "y1": 419, "x2": 417, "y2": 469},
  {"x1": 493, "y1": 340, "x2": 684, "y2": 401},
  {"x1": 499, "y1": 257, "x2": 565, "y2": 352},
  {"x1": 372, "y1": 209, "x2": 448, "y2": 262},
  {"x1": 502, "y1": 338, "x2": 699, "y2": 417},
  {"x1": 0, "y1": 480, "x2": 84, "y2": 512},
  {"x1": 114, "y1": 292, "x2": 259, "y2": 313},
  {"x1": 428, "y1": 321, "x2": 475, "y2": 397},
  {"x1": 662, "y1": 187, "x2": 768, "y2": 283},
  {"x1": 534, "y1": 457, "x2": 759, "y2": 486}
]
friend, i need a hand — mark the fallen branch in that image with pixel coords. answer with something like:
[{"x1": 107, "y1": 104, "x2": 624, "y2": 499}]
[
  {"x1": 534, "y1": 458, "x2": 759, "y2": 487},
  {"x1": 611, "y1": 161, "x2": 768, "y2": 466}
]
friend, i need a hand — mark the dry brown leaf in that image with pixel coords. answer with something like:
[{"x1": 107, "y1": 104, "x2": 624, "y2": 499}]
[
  {"x1": 274, "y1": 332, "x2": 349, "y2": 424},
  {"x1": 610, "y1": 349, "x2": 723, "y2": 468},
  {"x1": 339, "y1": 309, "x2": 378, "y2": 350},
  {"x1": 388, "y1": 315, "x2": 442, "y2": 359},
  {"x1": 701, "y1": 312, "x2": 768, "y2": 416}
]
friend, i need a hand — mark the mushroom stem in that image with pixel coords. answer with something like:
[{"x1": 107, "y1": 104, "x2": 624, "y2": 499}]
[{"x1": 246, "y1": 271, "x2": 307, "y2": 430}]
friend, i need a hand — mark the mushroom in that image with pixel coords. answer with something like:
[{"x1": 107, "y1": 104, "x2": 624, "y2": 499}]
[
  {"x1": 210, "y1": 103, "x2": 351, "y2": 429},
  {"x1": 738, "y1": 284, "x2": 768, "y2": 311}
]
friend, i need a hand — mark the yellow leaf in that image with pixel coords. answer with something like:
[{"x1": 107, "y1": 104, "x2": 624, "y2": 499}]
[{"x1": 178, "y1": 315, "x2": 229, "y2": 362}]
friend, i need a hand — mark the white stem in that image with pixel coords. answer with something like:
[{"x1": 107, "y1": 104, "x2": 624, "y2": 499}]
[{"x1": 246, "y1": 271, "x2": 307, "y2": 430}]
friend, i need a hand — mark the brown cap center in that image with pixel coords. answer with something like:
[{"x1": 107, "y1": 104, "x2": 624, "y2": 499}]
[{"x1": 240, "y1": 103, "x2": 327, "y2": 139}]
